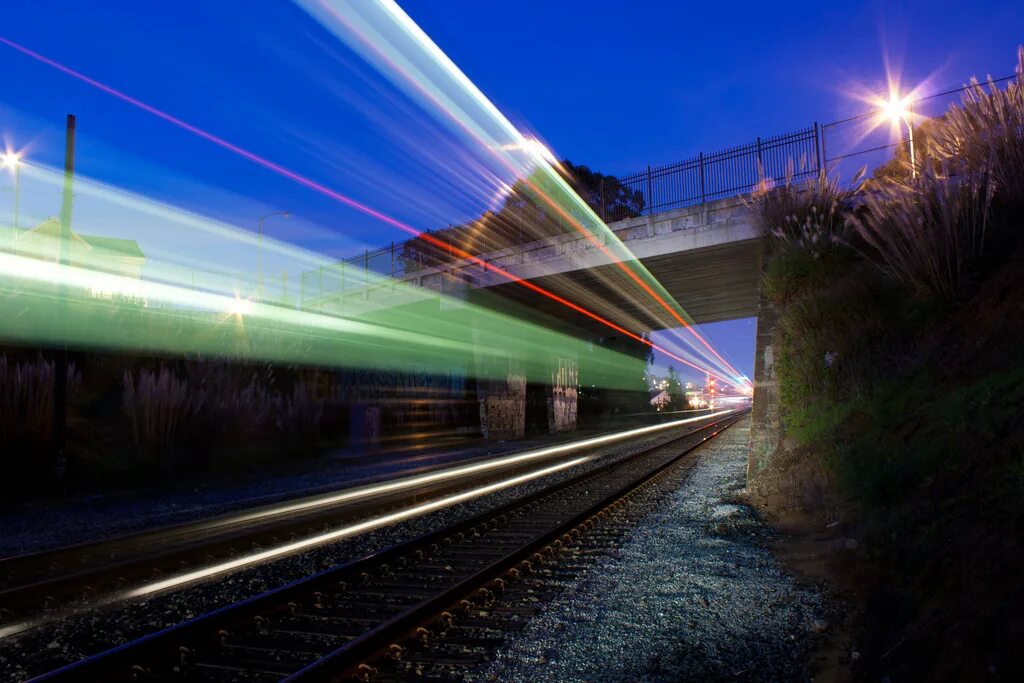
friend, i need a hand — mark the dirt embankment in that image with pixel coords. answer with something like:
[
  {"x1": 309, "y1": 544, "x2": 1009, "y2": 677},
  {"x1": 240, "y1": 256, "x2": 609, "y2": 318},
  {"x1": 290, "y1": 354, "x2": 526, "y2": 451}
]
[{"x1": 746, "y1": 245, "x2": 1024, "y2": 682}]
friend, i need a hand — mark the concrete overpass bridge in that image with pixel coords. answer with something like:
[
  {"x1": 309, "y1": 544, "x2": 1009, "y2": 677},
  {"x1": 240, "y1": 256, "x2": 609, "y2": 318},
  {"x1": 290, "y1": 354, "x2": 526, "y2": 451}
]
[
  {"x1": 299, "y1": 195, "x2": 777, "y2": 471},
  {"x1": 300, "y1": 124, "x2": 821, "y2": 333},
  {"x1": 300, "y1": 195, "x2": 760, "y2": 324},
  {"x1": 299, "y1": 125, "x2": 823, "y2": 468}
]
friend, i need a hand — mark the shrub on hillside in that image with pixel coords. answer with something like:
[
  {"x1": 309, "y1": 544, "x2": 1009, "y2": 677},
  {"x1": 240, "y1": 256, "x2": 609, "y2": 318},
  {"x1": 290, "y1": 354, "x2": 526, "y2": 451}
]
[
  {"x1": 750, "y1": 163, "x2": 863, "y2": 257},
  {"x1": 849, "y1": 161, "x2": 994, "y2": 303},
  {"x1": 0, "y1": 355, "x2": 80, "y2": 488},
  {"x1": 122, "y1": 367, "x2": 193, "y2": 469},
  {"x1": 930, "y1": 47, "x2": 1024, "y2": 205},
  {"x1": 748, "y1": 166, "x2": 864, "y2": 305}
]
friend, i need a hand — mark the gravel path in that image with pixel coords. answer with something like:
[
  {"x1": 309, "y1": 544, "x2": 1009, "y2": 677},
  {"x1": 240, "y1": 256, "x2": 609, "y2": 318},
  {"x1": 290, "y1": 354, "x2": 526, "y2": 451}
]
[
  {"x1": 0, "y1": 421, "x2": 714, "y2": 681},
  {"x1": 470, "y1": 418, "x2": 825, "y2": 682}
]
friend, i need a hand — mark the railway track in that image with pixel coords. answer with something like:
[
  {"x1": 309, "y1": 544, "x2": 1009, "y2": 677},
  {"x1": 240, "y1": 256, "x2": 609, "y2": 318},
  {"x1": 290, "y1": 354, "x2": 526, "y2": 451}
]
[
  {"x1": 0, "y1": 411, "x2": 728, "y2": 640},
  {"x1": 28, "y1": 409, "x2": 747, "y2": 682}
]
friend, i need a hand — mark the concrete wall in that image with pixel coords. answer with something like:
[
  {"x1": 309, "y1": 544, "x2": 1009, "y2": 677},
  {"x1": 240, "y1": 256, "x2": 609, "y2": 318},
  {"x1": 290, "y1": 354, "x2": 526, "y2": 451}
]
[{"x1": 747, "y1": 265, "x2": 779, "y2": 478}]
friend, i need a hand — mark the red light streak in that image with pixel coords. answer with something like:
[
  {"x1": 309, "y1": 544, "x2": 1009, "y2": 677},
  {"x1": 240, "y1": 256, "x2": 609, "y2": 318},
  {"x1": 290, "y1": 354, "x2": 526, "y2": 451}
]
[
  {"x1": 312, "y1": 2, "x2": 745, "y2": 383},
  {"x1": 0, "y1": 35, "x2": 737, "y2": 385}
]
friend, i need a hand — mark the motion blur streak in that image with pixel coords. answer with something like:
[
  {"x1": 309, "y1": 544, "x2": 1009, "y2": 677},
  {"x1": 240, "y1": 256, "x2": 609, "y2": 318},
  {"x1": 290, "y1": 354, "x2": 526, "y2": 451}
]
[
  {"x1": 0, "y1": 35, "x2": 738, "y2": 386},
  {"x1": 0, "y1": 456, "x2": 592, "y2": 640},
  {"x1": 130, "y1": 456, "x2": 592, "y2": 596},
  {"x1": 0, "y1": 249, "x2": 647, "y2": 386},
  {"x1": 165, "y1": 409, "x2": 737, "y2": 531},
  {"x1": 0, "y1": 413, "x2": 737, "y2": 639},
  {"x1": 301, "y1": 0, "x2": 749, "y2": 389}
]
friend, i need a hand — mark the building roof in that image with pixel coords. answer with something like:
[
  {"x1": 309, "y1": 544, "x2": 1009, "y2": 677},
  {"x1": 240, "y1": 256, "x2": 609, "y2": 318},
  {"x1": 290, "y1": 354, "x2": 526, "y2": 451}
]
[
  {"x1": 79, "y1": 234, "x2": 145, "y2": 259},
  {"x1": 20, "y1": 218, "x2": 145, "y2": 260}
]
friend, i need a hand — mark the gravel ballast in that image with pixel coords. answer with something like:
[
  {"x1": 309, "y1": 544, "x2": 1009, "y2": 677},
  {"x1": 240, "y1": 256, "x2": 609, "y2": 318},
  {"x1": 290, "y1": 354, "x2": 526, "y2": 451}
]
[
  {"x1": 469, "y1": 418, "x2": 825, "y2": 682},
  {"x1": 0, "y1": 419, "x2": 721, "y2": 680}
]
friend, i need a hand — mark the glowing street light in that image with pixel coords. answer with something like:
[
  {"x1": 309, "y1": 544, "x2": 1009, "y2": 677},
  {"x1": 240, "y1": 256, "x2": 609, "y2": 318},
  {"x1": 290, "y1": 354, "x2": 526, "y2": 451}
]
[
  {"x1": 880, "y1": 94, "x2": 917, "y2": 178},
  {"x1": 1, "y1": 151, "x2": 22, "y2": 252},
  {"x1": 257, "y1": 211, "x2": 289, "y2": 301},
  {"x1": 227, "y1": 294, "x2": 253, "y2": 319}
]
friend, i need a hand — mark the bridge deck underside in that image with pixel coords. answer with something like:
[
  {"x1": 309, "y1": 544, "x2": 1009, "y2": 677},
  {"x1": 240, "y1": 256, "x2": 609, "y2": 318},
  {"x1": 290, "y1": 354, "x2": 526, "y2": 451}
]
[{"x1": 479, "y1": 238, "x2": 763, "y2": 337}]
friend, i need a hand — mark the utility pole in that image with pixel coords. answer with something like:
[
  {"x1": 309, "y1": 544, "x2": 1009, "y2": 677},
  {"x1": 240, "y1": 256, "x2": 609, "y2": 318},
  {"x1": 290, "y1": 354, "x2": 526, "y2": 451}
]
[{"x1": 53, "y1": 113, "x2": 75, "y2": 484}]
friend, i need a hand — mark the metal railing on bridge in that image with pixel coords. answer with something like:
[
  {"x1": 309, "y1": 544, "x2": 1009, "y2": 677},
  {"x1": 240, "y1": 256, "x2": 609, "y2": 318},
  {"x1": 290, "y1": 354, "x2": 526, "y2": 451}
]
[{"x1": 611, "y1": 125, "x2": 821, "y2": 221}]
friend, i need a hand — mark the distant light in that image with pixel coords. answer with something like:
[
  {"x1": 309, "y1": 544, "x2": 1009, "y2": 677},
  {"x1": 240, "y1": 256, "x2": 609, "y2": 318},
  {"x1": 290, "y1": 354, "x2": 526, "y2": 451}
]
[
  {"x1": 0, "y1": 152, "x2": 20, "y2": 169},
  {"x1": 228, "y1": 295, "x2": 253, "y2": 317}
]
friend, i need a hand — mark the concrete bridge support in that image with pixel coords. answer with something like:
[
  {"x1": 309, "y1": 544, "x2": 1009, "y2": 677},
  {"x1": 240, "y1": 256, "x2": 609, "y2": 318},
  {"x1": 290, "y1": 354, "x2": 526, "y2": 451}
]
[
  {"x1": 747, "y1": 290, "x2": 779, "y2": 479},
  {"x1": 476, "y1": 368, "x2": 527, "y2": 440}
]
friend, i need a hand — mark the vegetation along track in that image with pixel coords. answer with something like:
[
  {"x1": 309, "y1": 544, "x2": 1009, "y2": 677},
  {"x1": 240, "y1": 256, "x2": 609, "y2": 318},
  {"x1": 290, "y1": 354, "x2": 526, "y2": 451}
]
[{"x1": 27, "y1": 409, "x2": 747, "y2": 681}]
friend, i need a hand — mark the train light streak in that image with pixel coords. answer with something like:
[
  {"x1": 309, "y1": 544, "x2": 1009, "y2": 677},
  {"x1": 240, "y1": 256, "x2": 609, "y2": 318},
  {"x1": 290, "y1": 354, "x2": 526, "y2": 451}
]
[
  {"x1": 0, "y1": 411, "x2": 736, "y2": 639},
  {"x1": 124, "y1": 455, "x2": 592, "y2": 598},
  {"x1": 297, "y1": 0, "x2": 749, "y2": 389},
  {"x1": 0, "y1": 161, "x2": 652, "y2": 389},
  {"x1": 0, "y1": 247, "x2": 656, "y2": 387},
  {"x1": 168, "y1": 409, "x2": 738, "y2": 532},
  {"x1": 0, "y1": 36, "x2": 740, "y2": 387},
  {"x1": 0, "y1": 456, "x2": 591, "y2": 640}
]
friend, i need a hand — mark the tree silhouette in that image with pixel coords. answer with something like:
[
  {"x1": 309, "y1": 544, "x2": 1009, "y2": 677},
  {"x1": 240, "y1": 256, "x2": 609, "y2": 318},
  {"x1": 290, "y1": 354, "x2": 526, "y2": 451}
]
[
  {"x1": 401, "y1": 159, "x2": 641, "y2": 268},
  {"x1": 561, "y1": 160, "x2": 645, "y2": 221}
]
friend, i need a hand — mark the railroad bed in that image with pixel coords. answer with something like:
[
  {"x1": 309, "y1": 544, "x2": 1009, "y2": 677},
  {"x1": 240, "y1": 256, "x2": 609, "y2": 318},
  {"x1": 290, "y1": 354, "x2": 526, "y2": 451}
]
[
  {"x1": 29, "y1": 409, "x2": 747, "y2": 682},
  {"x1": 0, "y1": 411, "x2": 727, "y2": 640}
]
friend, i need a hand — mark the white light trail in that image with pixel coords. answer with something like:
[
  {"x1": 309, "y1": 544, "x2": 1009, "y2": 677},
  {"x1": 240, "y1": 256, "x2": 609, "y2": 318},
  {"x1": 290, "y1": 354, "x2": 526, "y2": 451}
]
[
  {"x1": 122, "y1": 455, "x2": 592, "y2": 598},
  {"x1": 0, "y1": 410, "x2": 736, "y2": 639},
  {"x1": 175, "y1": 409, "x2": 737, "y2": 532}
]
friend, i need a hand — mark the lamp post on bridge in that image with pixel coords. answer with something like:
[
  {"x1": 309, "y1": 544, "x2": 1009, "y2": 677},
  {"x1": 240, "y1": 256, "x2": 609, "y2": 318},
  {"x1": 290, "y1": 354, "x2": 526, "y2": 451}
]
[
  {"x1": 1, "y1": 151, "x2": 22, "y2": 253},
  {"x1": 257, "y1": 211, "x2": 289, "y2": 301}
]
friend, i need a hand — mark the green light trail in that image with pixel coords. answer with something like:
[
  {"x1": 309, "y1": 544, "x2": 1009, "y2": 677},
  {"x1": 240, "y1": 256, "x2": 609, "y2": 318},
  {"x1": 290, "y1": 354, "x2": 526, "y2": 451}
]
[
  {"x1": 0, "y1": 164, "x2": 646, "y2": 389},
  {"x1": 298, "y1": 0, "x2": 750, "y2": 389}
]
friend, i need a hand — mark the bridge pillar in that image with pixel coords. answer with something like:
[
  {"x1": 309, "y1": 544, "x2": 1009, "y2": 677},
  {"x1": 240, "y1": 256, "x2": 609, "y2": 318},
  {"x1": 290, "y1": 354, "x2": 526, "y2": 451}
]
[
  {"x1": 747, "y1": 288, "x2": 779, "y2": 478},
  {"x1": 476, "y1": 366, "x2": 526, "y2": 440},
  {"x1": 547, "y1": 358, "x2": 578, "y2": 433}
]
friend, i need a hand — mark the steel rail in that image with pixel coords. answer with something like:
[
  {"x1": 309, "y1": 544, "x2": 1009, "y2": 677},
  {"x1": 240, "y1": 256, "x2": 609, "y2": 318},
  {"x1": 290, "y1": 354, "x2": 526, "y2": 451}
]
[
  {"x1": 289, "y1": 412, "x2": 745, "y2": 682},
  {"x1": 28, "y1": 410, "x2": 745, "y2": 682},
  {"x1": 0, "y1": 412, "x2": 719, "y2": 636}
]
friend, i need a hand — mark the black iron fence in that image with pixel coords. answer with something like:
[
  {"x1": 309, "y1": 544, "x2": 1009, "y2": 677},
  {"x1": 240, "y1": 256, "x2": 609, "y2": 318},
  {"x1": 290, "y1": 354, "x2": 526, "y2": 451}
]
[{"x1": 611, "y1": 125, "x2": 821, "y2": 221}]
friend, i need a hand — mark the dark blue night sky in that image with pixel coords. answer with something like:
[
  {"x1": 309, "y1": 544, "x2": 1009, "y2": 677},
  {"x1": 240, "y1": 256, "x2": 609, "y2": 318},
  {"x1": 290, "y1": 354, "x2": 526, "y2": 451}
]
[{"x1": 1, "y1": 0, "x2": 1021, "y2": 381}]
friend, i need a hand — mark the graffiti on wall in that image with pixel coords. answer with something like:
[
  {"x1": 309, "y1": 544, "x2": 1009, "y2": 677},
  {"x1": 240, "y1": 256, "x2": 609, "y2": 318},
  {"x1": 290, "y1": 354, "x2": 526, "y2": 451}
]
[
  {"x1": 478, "y1": 370, "x2": 526, "y2": 440},
  {"x1": 549, "y1": 359, "x2": 578, "y2": 433}
]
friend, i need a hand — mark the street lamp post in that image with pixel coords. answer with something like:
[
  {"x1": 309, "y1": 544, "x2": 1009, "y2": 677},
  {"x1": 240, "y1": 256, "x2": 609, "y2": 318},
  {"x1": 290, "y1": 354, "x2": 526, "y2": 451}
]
[
  {"x1": 882, "y1": 95, "x2": 917, "y2": 179},
  {"x1": 1, "y1": 152, "x2": 21, "y2": 253},
  {"x1": 257, "y1": 211, "x2": 289, "y2": 301}
]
